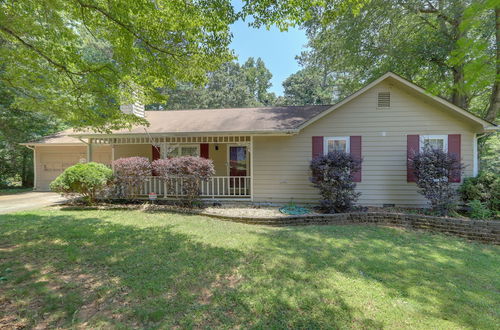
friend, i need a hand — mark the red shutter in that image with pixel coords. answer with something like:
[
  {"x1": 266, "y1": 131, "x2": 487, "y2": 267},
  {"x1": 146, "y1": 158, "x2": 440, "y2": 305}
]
[
  {"x1": 448, "y1": 134, "x2": 461, "y2": 182},
  {"x1": 407, "y1": 135, "x2": 419, "y2": 182},
  {"x1": 200, "y1": 143, "x2": 209, "y2": 159},
  {"x1": 312, "y1": 136, "x2": 324, "y2": 159},
  {"x1": 152, "y1": 145, "x2": 160, "y2": 161},
  {"x1": 350, "y1": 136, "x2": 362, "y2": 182}
]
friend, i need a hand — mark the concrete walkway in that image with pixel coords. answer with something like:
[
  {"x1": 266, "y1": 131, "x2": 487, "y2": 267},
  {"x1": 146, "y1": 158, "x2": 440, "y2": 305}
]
[{"x1": 0, "y1": 192, "x2": 66, "y2": 214}]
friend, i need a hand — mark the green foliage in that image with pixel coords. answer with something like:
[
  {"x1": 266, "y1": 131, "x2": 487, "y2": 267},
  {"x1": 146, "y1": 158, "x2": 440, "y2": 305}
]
[
  {"x1": 459, "y1": 171, "x2": 500, "y2": 212},
  {"x1": 150, "y1": 58, "x2": 277, "y2": 110},
  {"x1": 479, "y1": 133, "x2": 500, "y2": 174},
  {"x1": 250, "y1": 0, "x2": 497, "y2": 120},
  {"x1": 0, "y1": 0, "x2": 236, "y2": 130},
  {"x1": 0, "y1": 81, "x2": 61, "y2": 187},
  {"x1": 468, "y1": 200, "x2": 493, "y2": 220},
  {"x1": 50, "y1": 162, "x2": 113, "y2": 204},
  {"x1": 282, "y1": 67, "x2": 335, "y2": 105}
]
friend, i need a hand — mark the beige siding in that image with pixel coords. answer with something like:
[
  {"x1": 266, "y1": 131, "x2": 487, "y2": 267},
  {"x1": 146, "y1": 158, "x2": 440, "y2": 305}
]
[
  {"x1": 35, "y1": 145, "x2": 112, "y2": 191},
  {"x1": 253, "y1": 81, "x2": 477, "y2": 206},
  {"x1": 114, "y1": 144, "x2": 152, "y2": 160}
]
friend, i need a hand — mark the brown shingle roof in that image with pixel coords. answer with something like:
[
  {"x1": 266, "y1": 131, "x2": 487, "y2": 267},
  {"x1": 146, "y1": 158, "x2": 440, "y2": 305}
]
[
  {"x1": 92, "y1": 105, "x2": 332, "y2": 134},
  {"x1": 24, "y1": 105, "x2": 332, "y2": 144}
]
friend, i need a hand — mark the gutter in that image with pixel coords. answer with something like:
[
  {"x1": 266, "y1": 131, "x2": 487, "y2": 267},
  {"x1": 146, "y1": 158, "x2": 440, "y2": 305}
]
[{"x1": 68, "y1": 129, "x2": 299, "y2": 139}]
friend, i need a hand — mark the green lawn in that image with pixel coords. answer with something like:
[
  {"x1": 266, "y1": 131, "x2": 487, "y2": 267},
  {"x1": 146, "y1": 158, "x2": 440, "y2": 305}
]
[
  {"x1": 0, "y1": 187, "x2": 32, "y2": 195},
  {"x1": 0, "y1": 209, "x2": 498, "y2": 329}
]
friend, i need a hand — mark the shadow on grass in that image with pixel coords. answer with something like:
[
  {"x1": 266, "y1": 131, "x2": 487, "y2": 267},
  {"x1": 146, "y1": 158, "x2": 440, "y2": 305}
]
[
  {"x1": 0, "y1": 212, "x2": 498, "y2": 328},
  {"x1": 0, "y1": 212, "x2": 365, "y2": 328},
  {"x1": 245, "y1": 225, "x2": 499, "y2": 329}
]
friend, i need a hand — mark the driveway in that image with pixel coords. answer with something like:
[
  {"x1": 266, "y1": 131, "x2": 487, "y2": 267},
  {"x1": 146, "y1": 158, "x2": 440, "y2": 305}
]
[{"x1": 0, "y1": 192, "x2": 66, "y2": 214}]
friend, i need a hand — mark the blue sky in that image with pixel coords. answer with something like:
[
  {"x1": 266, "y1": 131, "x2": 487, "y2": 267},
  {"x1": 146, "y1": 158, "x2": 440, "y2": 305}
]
[{"x1": 229, "y1": 1, "x2": 307, "y2": 95}]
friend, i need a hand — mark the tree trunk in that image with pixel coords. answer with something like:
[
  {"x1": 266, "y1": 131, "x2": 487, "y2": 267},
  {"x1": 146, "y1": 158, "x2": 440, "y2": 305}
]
[
  {"x1": 451, "y1": 66, "x2": 467, "y2": 109},
  {"x1": 485, "y1": 6, "x2": 500, "y2": 123}
]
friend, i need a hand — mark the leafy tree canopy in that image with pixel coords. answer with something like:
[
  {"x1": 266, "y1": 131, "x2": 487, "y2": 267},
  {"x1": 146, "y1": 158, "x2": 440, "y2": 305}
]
[
  {"x1": 150, "y1": 58, "x2": 277, "y2": 109},
  {"x1": 0, "y1": 81, "x2": 62, "y2": 186},
  {"x1": 282, "y1": 67, "x2": 336, "y2": 105},
  {"x1": 245, "y1": 0, "x2": 499, "y2": 122},
  {"x1": 0, "y1": 0, "x2": 237, "y2": 131}
]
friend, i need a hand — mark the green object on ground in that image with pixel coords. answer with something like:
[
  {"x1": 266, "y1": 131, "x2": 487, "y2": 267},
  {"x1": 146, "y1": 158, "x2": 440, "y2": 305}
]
[
  {"x1": 0, "y1": 209, "x2": 498, "y2": 328},
  {"x1": 279, "y1": 205, "x2": 311, "y2": 215}
]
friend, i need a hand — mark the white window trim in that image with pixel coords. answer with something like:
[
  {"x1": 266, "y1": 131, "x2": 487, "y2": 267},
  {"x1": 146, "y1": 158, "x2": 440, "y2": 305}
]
[
  {"x1": 420, "y1": 135, "x2": 448, "y2": 152},
  {"x1": 324, "y1": 136, "x2": 350, "y2": 155}
]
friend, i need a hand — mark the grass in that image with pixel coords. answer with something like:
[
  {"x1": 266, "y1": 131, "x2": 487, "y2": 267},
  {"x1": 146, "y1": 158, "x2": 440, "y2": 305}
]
[
  {"x1": 0, "y1": 187, "x2": 32, "y2": 195},
  {"x1": 0, "y1": 209, "x2": 498, "y2": 329}
]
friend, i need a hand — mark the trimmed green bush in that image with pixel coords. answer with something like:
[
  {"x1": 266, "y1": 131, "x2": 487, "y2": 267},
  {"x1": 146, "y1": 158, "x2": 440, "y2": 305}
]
[
  {"x1": 459, "y1": 171, "x2": 500, "y2": 212},
  {"x1": 50, "y1": 162, "x2": 113, "y2": 204}
]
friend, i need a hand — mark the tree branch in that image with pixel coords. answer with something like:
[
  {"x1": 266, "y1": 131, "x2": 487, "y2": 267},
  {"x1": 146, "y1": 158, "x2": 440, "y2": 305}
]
[{"x1": 74, "y1": 0, "x2": 180, "y2": 59}]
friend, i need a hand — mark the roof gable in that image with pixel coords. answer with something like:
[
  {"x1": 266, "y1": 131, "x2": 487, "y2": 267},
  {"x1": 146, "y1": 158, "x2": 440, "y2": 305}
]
[{"x1": 298, "y1": 72, "x2": 496, "y2": 132}]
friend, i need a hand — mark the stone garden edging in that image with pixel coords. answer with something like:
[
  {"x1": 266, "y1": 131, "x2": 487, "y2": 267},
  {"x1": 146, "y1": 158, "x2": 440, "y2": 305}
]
[
  {"x1": 58, "y1": 204, "x2": 500, "y2": 244},
  {"x1": 201, "y1": 211, "x2": 500, "y2": 244}
]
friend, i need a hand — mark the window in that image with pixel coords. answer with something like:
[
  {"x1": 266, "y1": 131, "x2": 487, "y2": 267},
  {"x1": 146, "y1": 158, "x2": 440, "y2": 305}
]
[
  {"x1": 377, "y1": 92, "x2": 391, "y2": 108},
  {"x1": 165, "y1": 145, "x2": 200, "y2": 158},
  {"x1": 420, "y1": 135, "x2": 447, "y2": 152},
  {"x1": 324, "y1": 137, "x2": 350, "y2": 154}
]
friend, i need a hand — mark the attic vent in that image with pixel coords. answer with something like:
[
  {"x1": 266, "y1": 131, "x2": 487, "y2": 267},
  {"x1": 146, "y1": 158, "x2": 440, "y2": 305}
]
[{"x1": 377, "y1": 92, "x2": 391, "y2": 108}]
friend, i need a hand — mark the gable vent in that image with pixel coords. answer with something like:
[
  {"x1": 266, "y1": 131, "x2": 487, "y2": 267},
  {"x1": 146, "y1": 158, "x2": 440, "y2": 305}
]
[{"x1": 377, "y1": 92, "x2": 391, "y2": 108}]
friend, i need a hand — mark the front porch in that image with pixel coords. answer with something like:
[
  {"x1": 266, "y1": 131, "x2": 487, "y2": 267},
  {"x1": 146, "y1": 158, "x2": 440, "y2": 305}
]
[{"x1": 87, "y1": 135, "x2": 253, "y2": 199}]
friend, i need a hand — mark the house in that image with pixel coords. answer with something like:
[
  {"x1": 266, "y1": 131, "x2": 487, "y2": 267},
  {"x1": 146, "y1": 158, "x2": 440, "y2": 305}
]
[{"x1": 22, "y1": 72, "x2": 497, "y2": 206}]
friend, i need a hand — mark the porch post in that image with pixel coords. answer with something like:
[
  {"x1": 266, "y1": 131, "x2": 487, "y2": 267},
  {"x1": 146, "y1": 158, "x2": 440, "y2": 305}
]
[
  {"x1": 87, "y1": 139, "x2": 93, "y2": 162},
  {"x1": 250, "y1": 135, "x2": 254, "y2": 201},
  {"x1": 111, "y1": 144, "x2": 115, "y2": 170}
]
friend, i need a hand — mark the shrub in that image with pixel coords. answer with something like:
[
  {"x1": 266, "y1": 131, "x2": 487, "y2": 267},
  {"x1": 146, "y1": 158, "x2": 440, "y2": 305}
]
[
  {"x1": 152, "y1": 156, "x2": 215, "y2": 207},
  {"x1": 411, "y1": 148, "x2": 463, "y2": 215},
  {"x1": 468, "y1": 200, "x2": 493, "y2": 220},
  {"x1": 459, "y1": 171, "x2": 500, "y2": 212},
  {"x1": 50, "y1": 162, "x2": 113, "y2": 204},
  {"x1": 113, "y1": 157, "x2": 152, "y2": 198},
  {"x1": 310, "y1": 151, "x2": 362, "y2": 213}
]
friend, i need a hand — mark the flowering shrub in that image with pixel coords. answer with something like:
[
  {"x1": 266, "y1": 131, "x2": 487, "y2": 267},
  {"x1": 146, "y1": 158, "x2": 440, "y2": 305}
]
[
  {"x1": 152, "y1": 156, "x2": 215, "y2": 207},
  {"x1": 113, "y1": 157, "x2": 152, "y2": 198},
  {"x1": 50, "y1": 162, "x2": 113, "y2": 204},
  {"x1": 411, "y1": 148, "x2": 463, "y2": 215},
  {"x1": 310, "y1": 151, "x2": 362, "y2": 213},
  {"x1": 459, "y1": 171, "x2": 500, "y2": 213}
]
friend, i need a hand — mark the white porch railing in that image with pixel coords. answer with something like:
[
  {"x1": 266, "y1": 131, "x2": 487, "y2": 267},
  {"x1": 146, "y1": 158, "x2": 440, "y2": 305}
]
[{"x1": 140, "y1": 176, "x2": 251, "y2": 198}]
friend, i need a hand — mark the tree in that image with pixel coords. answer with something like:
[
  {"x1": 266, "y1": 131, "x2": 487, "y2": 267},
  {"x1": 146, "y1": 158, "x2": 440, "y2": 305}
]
[
  {"x1": 282, "y1": 68, "x2": 335, "y2": 105},
  {"x1": 242, "y1": 57, "x2": 275, "y2": 105},
  {"x1": 0, "y1": 0, "x2": 236, "y2": 131},
  {"x1": 244, "y1": 0, "x2": 499, "y2": 122},
  {"x1": 0, "y1": 81, "x2": 61, "y2": 187},
  {"x1": 151, "y1": 58, "x2": 277, "y2": 109}
]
